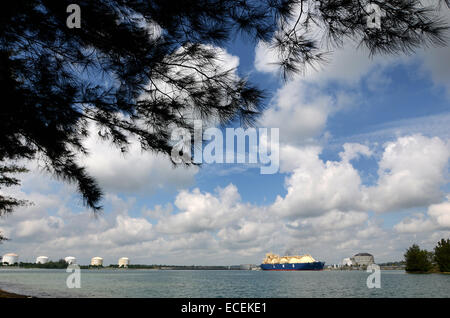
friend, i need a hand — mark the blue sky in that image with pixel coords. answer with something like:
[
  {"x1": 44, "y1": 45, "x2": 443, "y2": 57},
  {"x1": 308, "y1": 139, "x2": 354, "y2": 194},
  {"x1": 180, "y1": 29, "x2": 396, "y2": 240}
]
[{"x1": 1, "y1": 9, "x2": 450, "y2": 266}]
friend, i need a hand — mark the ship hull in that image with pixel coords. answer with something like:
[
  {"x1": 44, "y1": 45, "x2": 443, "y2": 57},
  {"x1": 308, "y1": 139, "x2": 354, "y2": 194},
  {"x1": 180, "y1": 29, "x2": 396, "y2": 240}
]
[{"x1": 260, "y1": 262, "x2": 325, "y2": 271}]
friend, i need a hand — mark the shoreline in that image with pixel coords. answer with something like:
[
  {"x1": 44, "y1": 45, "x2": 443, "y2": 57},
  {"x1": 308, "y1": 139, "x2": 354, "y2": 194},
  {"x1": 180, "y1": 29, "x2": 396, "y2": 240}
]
[{"x1": 0, "y1": 288, "x2": 32, "y2": 298}]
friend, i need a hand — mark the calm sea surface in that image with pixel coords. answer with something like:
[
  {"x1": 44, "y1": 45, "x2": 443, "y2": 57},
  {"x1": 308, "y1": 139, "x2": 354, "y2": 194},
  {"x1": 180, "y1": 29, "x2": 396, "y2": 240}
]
[{"x1": 0, "y1": 268, "x2": 449, "y2": 298}]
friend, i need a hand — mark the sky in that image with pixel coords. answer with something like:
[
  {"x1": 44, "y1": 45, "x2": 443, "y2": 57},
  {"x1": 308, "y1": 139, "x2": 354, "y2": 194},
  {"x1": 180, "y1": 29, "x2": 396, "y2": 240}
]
[{"x1": 1, "y1": 6, "x2": 450, "y2": 266}]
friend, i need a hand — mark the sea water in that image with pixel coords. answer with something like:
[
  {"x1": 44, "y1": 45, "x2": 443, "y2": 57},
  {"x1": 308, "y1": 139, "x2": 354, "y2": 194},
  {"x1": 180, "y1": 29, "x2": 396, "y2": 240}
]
[{"x1": 0, "y1": 268, "x2": 449, "y2": 298}]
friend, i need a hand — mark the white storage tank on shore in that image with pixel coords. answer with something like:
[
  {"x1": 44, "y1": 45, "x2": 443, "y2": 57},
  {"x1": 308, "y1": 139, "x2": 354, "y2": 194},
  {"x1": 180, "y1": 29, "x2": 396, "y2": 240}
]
[
  {"x1": 36, "y1": 256, "x2": 49, "y2": 264},
  {"x1": 2, "y1": 253, "x2": 19, "y2": 265},
  {"x1": 65, "y1": 256, "x2": 77, "y2": 264},
  {"x1": 342, "y1": 257, "x2": 353, "y2": 266},
  {"x1": 118, "y1": 257, "x2": 129, "y2": 268},
  {"x1": 90, "y1": 257, "x2": 103, "y2": 266}
]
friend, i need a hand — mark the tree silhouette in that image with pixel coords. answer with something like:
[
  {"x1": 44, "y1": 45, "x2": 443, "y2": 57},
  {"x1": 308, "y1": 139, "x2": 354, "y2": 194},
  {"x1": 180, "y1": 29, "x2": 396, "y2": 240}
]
[
  {"x1": 0, "y1": 164, "x2": 29, "y2": 241},
  {"x1": 434, "y1": 238, "x2": 450, "y2": 272},
  {"x1": 0, "y1": 164, "x2": 28, "y2": 214},
  {"x1": 404, "y1": 244, "x2": 433, "y2": 272},
  {"x1": 0, "y1": 0, "x2": 448, "y2": 221}
]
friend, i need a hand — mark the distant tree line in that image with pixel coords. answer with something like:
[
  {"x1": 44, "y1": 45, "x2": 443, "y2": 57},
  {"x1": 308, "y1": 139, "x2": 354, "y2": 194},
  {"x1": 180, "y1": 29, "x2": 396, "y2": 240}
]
[
  {"x1": 405, "y1": 239, "x2": 450, "y2": 273},
  {"x1": 378, "y1": 261, "x2": 406, "y2": 267},
  {"x1": 18, "y1": 259, "x2": 68, "y2": 269},
  {"x1": 3, "y1": 261, "x2": 234, "y2": 270}
]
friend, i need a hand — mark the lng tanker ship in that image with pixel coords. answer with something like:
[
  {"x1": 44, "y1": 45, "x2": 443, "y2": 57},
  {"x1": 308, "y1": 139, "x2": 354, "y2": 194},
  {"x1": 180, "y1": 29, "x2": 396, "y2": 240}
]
[{"x1": 260, "y1": 253, "x2": 325, "y2": 271}]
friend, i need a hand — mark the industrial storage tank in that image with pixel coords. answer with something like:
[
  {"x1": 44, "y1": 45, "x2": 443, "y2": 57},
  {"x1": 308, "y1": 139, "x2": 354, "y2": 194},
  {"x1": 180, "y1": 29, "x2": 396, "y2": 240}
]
[
  {"x1": 288, "y1": 257, "x2": 302, "y2": 263},
  {"x1": 342, "y1": 257, "x2": 353, "y2": 266},
  {"x1": 279, "y1": 257, "x2": 289, "y2": 264},
  {"x1": 298, "y1": 254, "x2": 316, "y2": 263},
  {"x1": 2, "y1": 253, "x2": 19, "y2": 265},
  {"x1": 118, "y1": 257, "x2": 129, "y2": 268},
  {"x1": 262, "y1": 253, "x2": 281, "y2": 264},
  {"x1": 90, "y1": 257, "x2": 103, "y2": 266},
  {"x1": 36, "y1": 256, "x2": 49, "y2": 264},
  {"x1": 65, "y1": 256, "x2": 77, "y2": 264}
]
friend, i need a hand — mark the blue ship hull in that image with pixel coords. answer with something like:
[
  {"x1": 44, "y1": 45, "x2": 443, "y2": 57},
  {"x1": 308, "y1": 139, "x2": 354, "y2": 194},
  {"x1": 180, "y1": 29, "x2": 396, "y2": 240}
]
[{"x1": 260, "y1": 262, "x2": 325, "y2": 271}]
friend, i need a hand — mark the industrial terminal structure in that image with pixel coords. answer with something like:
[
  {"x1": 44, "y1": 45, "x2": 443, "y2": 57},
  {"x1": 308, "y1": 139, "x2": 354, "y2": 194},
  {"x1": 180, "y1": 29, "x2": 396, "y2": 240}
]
[
  {"x1": 342, "y1": 253, "x2": 375, "y2": 267},
  {"x1": 90, "y1": 257, "x2": 103, "y2": 266},
  {"x1": 65, "y1": 256, "x2": 77, "y2": 264},
  {"x1": 2, "y1": 253, "x2": 19, "y2": 265},
  {"x1": 342, "y1": 257, "x2": 353, "y2": 266},
  {"x1": 351, "y1": 253, "x2": 375, "y2": 266},
  {"x1": 118, "y1": 257, "x2": 129, "y2": 268},
  {"x1": 36, "y1": 256, "x2": 49, "y2": 264}
]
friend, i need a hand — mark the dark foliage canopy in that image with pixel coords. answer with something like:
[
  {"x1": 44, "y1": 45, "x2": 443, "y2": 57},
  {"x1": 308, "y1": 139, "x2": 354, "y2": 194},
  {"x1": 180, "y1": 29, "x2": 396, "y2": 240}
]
[
  {"x1": 404, "y1": 244, "x2": 433, "y2": 272},
  {"x1": 434, "y1": 238, "x2": 450, "y2": 272},
  {"x1": 0, "y1": 164, "x2": 29, "y2": 241},
  {"x1": 0, "y1": 164, "x2": 28, "y2": 215},
  {"x1": 0, "y1": 0, "x2": 448, "y2": 222}
]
